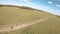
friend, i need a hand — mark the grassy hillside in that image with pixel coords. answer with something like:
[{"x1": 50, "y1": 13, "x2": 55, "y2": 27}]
[
  {"x1": 19, "y1": 17, "x2": 60, "y2": 34},
  {"x1": 0, "y1": 5, "x2": 52, "y2": 27},
  {"x1": 0, "y1": 5, "x2": 60, "y2": 34},
  {"x1": 1, "y1": 16, "x2": 60, "y2": 34}
]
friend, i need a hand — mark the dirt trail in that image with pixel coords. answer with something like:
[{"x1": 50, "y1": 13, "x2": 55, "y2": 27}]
[{"x1": 0, "y1": 17, "x2": 52, "y2": 32}]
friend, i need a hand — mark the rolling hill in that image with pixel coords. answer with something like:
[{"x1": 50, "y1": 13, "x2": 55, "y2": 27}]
[{"x1": 0, "y1": 5, "x2": 60, "y2": 34}]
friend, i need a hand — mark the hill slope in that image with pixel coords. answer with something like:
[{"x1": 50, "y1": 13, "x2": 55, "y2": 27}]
[
  {"x1": 0, "y1": 5, "x2": 52, "y2": 28},
  {"x1": 19, "y1": 17, "x2": 60, "y2": 34},
  {"x1": 0, "y1": 5, "x2": 60, "y2": 34}
]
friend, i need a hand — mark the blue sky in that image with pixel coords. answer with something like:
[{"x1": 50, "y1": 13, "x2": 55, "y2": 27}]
[{"x1": 0, "y1": 0, "x2": 60, "y2": 16}]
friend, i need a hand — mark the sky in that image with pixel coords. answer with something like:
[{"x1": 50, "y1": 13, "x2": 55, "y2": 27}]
[{"x1": 0, "y1": 0, "x2": 60, "y2": 16}]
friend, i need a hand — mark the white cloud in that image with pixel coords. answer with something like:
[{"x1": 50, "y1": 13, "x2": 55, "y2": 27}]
[
  {"x1": 21, "y1": 0, "x2": 29, "y2": 2},
  {"x1": 56, "y1": 5, "x2": 60, "y2": 7},
  {"x1": 35, "y1": 5, "x2": 60, "y2": 16},
  {"x1": 48, "y1": 1, "x2": 52, "y2": 4},
  {"x1": 0, "y1": 2, "x2": 20, "y2": 6},
  {"x1": 21, "y1": 0, "x2": 33, "y2": 5},
  {"x1": 0, "y1": 0, "x2": 21, "y2": 6}
]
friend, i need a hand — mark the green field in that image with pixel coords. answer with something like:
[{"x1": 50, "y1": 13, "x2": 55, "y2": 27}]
[
  {"x1": 0, "y1": 5, "x2": 52, "y2": 27},
  {"x1": 19, "y1": 17, "x2": 60, "y2": 34},
  {"x1": 0, "y1": 5, "x2": 60, "y2": 34},
  {"x1": 1, "y1": 17, "x2": 60, "y2": 34}
]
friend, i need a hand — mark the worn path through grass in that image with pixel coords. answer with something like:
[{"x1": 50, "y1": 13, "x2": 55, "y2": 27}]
[{"x1": 0, "y1": 17, "x2": 53, "y2": 32}]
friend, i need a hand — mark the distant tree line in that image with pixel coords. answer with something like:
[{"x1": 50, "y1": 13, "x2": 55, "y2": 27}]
[{"x1": 0, "y1": 4, "x2": 44, "y2": 11}]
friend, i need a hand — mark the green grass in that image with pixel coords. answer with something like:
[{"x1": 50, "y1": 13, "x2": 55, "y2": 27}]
[
  {"x1": 0, "y1": 5, "x2": 60, "y2": 34},
  {"x1": 0, "y1": 6, "x2": 52, "y2": 27},
  {"x1": 19, "y1": 17, "x2": 60, "y2": 34},
  {"x1": 1, "y1": 17, "x2": 60, "y2": 34}
]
